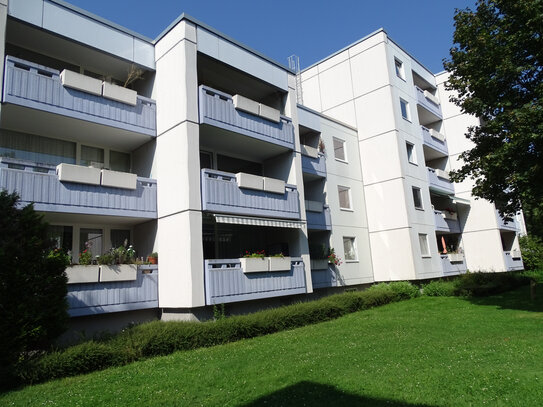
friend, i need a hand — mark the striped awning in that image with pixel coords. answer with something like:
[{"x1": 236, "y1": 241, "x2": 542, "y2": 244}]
[{"x1": 213, "y1": 214, "x2": 305, "y2": 229}]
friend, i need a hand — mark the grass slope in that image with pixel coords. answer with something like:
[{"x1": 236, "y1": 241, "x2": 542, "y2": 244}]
[{"x1": 2, "y1": 286, "x2": 542, "y2": 406}]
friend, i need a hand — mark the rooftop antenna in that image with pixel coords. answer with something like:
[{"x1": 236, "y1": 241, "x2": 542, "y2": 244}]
[{"x1": 288, "y1": 55, "x2": 303, "y2": 105}]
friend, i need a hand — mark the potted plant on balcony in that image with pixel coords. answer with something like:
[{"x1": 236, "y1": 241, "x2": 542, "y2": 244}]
[
  {"x1": 97, "y1": 242, "x2": 137, "y2": 282},
  {"x1": 147, "y1": 252, "x2": 158, "y2": 265},
  {"x1": 65, "y1": 241, "x2": 100, "y2": 284},
  {"x1": 268, "y1": 252, "x2": 292, "y2": 272},
  {"x1": 328, "y1": 248, "x2": 343, "y2": 267},
  {"x1": 240, "y1": 250, "x2": 268, "y2": 273}
]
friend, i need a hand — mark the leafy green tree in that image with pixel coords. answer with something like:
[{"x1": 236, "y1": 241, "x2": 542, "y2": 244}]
[
  {"x1": 0, "y1": 191, "x2": 70, "y2": 388},
  {"x1": 519, "y1": 235, "x2": 543, "y2": 270},
  {"x1": 444, "y1": 0, "x2": 543, "y2": 232}
]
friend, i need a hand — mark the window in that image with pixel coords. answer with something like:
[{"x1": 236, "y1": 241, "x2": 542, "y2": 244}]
[
  {"x1": 394, "y1": 58, "x2": 405, "y2": 80},
  {"x1": 80, "y1": 145, "x2": 104, "y2": 167},
  {"x1": 338, "y1": 186, "x2": 351, "y2": 210},
  {"x1": 111, "y1": 229, "x2": 131, "y2": 248},
  {"x1": 400, "y1": 99, "x2": 410, "y2": 121},
  {"x1": 406, "y1": 142, "x2": 416, "y2": 164},
  {"x1": 333, "y1": 137, "x2": 346, "y2": 161},
  {"x1": 419, "y1": 234, "x2": 430, "y2": 257},
  {"x1": 47, "y1": 225, "x2": 73, "y2": 253},
  {"x1": 79, "y1": 228, "x2": 103, "y2": 258},
  {"x1": 110, "y1": 150, "x2": 130, "y2": 172},
  {"x1": 200, "y1": 151, "x2": 213, "y2": 170},
  {"x1": 343, "y1": 237, "x2": 357, "y2": 261},
  {"x1": 412, "y1": 187, "x2": 423, "y2": 210},
  {"x1": 0, "y1": 130, "x2": 76, "y2": 165}
]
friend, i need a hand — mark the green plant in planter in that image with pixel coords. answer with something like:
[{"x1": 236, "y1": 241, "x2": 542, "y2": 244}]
[
  {"x1": 271, "y1": 252, "x2": 285, "y2": 258},
  {"x1": 97, "y1": 243, "x2": 136, "y2": 265},
  {"x1": 309, "y1": 243, "x2": 329, "y2": 260},
  {"x1": 243, "y1": 250, "x2": 266, "y2": 258},
  {"x1": 78, "y1": 249, "x2": 92, "y2": 265},
  {"x1": 328, "y1": 248, "x2": 342, "y2": 266}
]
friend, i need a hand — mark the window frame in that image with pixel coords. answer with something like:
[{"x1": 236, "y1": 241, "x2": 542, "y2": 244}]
[
  {"x1": 337, "y1": 185, "x2": 352, "y2": 211},
  {"x1": 406, "y1": 141, "x2": 417, "y2": 165},
  {"x1": 343, "y1": 236, "x2": 358, "y2": 262},
  {"x1": 333, "y1": 137, "x2": 347, "y2": 162},
  {"x1": 400, "y1": 98, "x2": 411, "y2": 122},
  {"x1": 419, "y1": 233, "x2": 430, "y2": 257},
  {"x1": 394, "y1": 58, "x2": 405, "y2": 80},
  {"x1": 412, "y1": 186, "x2": 423, "y2": 210}
]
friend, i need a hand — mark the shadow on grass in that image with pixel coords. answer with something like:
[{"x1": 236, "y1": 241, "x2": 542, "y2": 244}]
[
  {"x1": 462, "y1": 284, "x2": 543, "y2": 312},
  {"x1": 241, "y1": 381, "x2": 433, "y2": 407}
]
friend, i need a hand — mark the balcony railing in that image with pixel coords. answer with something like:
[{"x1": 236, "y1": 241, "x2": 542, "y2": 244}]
[
  {"x1": 311, "y1": 267, "x2": 336, "y2": 289},
  {"x1": 204, "y1": 258, "x2": 306, "y2": 304},
  {"x1": 421, "y1": 126, "x2": 448, "y2": 156},
  {"x1": 440, "y1": 254, "x2": 467, "y2": 275},
  {"x1": 67, "y1": 265, "x2": 158, "y2": 316},
  {"x1": 3, "y1": 56, "x2": 156, "y2": 136},
  {"x1": 0, "y1": 158, "x2": 157, "y2": 218},
  {"x1": 504, "y1": 251, "x2": 523, "y2": 271},
  {"x1": 496, "y1": 210, "x2": 518, "y2": 231},
  {"x1": 198, "y1": 85, "x2": 295, "y2": 149},
  {"x1": 427, "y1": 167, "x2": 454, "y2": 194},
  {"x1": 301, "y1": 153, "x2": 327, "y2": 178},
  {"x1": 201, "y1": 169, "x2": 301, "y2": 220},
  {"x1": 415, "y1": 86, "x2": 443, "y2": 119},
  {"x1": 306, "y1": 202, "x2": 332, "y2": 231},
  {"x1": 434, "y1": 210, "x2": 460, "y2": 233}
]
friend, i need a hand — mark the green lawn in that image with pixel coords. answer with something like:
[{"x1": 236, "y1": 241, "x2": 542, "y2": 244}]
[{"x1": 2, "y1": 286, "x2": 543, "y2": 406}]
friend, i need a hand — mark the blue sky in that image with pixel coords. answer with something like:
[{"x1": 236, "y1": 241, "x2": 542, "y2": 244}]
[{"x1": 64, "y1": 0, "x2": 477, "y2": 73}]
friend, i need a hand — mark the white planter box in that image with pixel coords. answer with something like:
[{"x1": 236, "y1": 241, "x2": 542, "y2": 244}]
[
  {"x1": 233, "y1": 94, "x2": 260, "y2": 115},
  {"x1": 423, "y1": 90, "x2": 440, "y2": 105},
  {"x1": 442, "y1": 211, "x2": 458, "y2": 221},
  {"x1": 435, "y1": 169, "x2": 450, "y2": 180},
  {"x1": 236, "y1": 172, "x2": 263, "y2": 191},
  {"x1": 60, "y1": 69, "x2": 102, "y2": 96},
  {"x1": 310, "y1": 259, "x2": 328, "y2": 270},
  {"x1": 429, "y1": 128, "x2": 446, "y2": 142},
  {"x1": 511, "y1": 250, "x2": 522, "y2": 259},
  {"x1": 65, "y1": 265, "x2": 100, "y2": 284},
  {"x1": 263, "y1": 177, "x2": 285, "y2": 194},
  {"x1": 268, "y1": 256, "x2": 291, "y2": 272},
  {"x1": 259, "y1": 103, "x2": 280, "y2": 123},
  {"x1": 305, "y1": 200, "x2": 324, "y2": 213},
  {"x1": 102, "y1": 82, "x2": 138, "y2": 106},
  {"x1": 240, "y1": 257, "x2": 268, "y2": 273},
  {"x1": 301, "y1": 144, "x2": 319, "y2": 158},
  {"x1": 56, "y1": 163, "x2": 101, "y2": 185},
  {"x1": 447, "y1": 253, "x2": 464, "y2": 263},
  {"x1": 101, "y1": 169, "x2": 137, "y2": 190},
  {"x1": 99, "y1": 264, "x2": 137, "y2": 282}
]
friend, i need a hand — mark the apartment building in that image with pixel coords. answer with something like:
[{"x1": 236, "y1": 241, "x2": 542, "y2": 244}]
[{"x1": 0, "y1": 0, "x2": 523, "y2": 328}]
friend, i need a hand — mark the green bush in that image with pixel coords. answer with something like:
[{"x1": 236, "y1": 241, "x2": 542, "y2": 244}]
[
  {"x1": 519, "y1": 235, "x2": 543, "y2": 271},
  {"x1": 423, "y1": 280, "x2": 456, "y2": 296},
  {"x1": 453, "y1": 271, "x2": 527, "y2": 297}
]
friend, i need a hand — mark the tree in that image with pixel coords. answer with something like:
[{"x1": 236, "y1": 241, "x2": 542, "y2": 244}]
[
  {"x1": 0, "y1": 191, "x2": 70, "y2": 388},
  {"x1": 444, "y1": 0, "x2": 543, "y2": 234}
]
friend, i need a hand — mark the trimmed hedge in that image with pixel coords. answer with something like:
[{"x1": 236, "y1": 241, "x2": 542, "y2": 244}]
[{"x1": 13, "y1": 274, "x2": 530, "y2": 388}]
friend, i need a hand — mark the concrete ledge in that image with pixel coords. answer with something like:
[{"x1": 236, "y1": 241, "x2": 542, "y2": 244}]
[
  {"x1": 57, "y1": 163, "x2": 101, "y2": 185},
  {"x1": 259, "y1": 103, "x2": 280, "y2": 123},
  {"x1": 60, "y1": 69, "x2": 102, "y2": 95},
  {"x1": 101, "y1": 169, "x2": 137, "y2": 189},
  {"x1": 233, "y1": 94, "x2": 259, "y2": 115},
  {"x1": 99, "y1": 264, "x2": 138, "y2": 282},
  {"x1": 102, "y1": 82, "x2": 138, "y2": 106},
  {"x1": 236, "y1": 172, "x2": 263, "y2": 190},
  {"x1": 263, "y1": 177, "x2": 285, "y2": 194},
  {"x1": 66, "y1": 265, "x2": 100, "y2": 284},
  {"x1": 268, "y1": 256, "x2": 291, "y2": 271},
  {"x1": 240, "y1": 257, "x2": 268, "y2": 273}
]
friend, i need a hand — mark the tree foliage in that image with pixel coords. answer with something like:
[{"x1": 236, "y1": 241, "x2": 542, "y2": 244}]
[
  {"x1": 444, "y1": 0, "x2": 543, "y2": 227},
  {"x1": 0, "y1": 191, "x2": 70, "y2": 388}
]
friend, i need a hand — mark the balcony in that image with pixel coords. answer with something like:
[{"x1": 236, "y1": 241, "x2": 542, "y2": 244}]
[
  {"x1": 415, "y1": 86, "x2": 442, "y2": 120},
  {"x1": 311, "y1": 262, "x2": 336, "y2": 289},
  {"x1": 0, "y1": 158, "x2": 157, "y2": 218},
  {"x1": 496, "y1": 211, "x2": 518, "y2": 231},
  {"x1": 67, "y1": 265, "x2": 158, "y2": 317},
  {"x1": 427, "y1": 167, "x2": 454, "y2": 195},
  {"x1": 201, "y1": 169, "x2": 301, "y2": 220},
  {"x1": 421, "y1": 126, "x2": 448, "y2": 156},
  {"x1": 3, "y1": 56, "x2": 156, "y2": 137},
  {"x1": 301, "y1": 152, "x2": 327, "y2": 178},
  {"x1": 306, "y1": 201, "x2": 332, "y2": 231},
  {"x1": 204, "y1": 258, "x2": 306, "y2": 304},
  {"x1": 440, "y1": 254, "x2": 467, "y2": 275},
  {"x1": 504, "y1": 251, "x2": 523, "y2": 271},
  {"x1": 434, "y1": 210, "x2": 460, "y2": 233},
  {"x1": 198, "y1": 85, "x2": 295, "y2": 149}
]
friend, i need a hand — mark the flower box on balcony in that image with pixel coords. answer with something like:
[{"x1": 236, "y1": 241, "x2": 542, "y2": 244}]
[
  {"x1": 56, "y1": 163, "x2": 101, "y2": 185},
  {"x1": 269, "y1": 257, "x2": 292, "y2": 272},
  {"x1": 442, "y1": 211, "x2": 458, "y2": 221},
  {"x1": 60, "y1": 69, "x2": 102, "y2": 96},
  {"x1": 310, "y1": 259, "x2": 329, "y2": 270},
  {"x1": 99, "y1": 264, "x2": 138, "y2": 282},
  {"x1": 301, "y1": 144, "x2": 319, "y2": 158},
  {"x1": 233, "y1": 94, "x2": 260, "y2": 115},
  {"x1": 447, "y1": 253, "x2": 464, "y2": 263},
  {"x1": 240, "y1": 257, "x2": 268, "y2": 273},
  {"x1": 236, "y1": 172, "x2": 264, "y2": 191},
  {"x1": 102, "y1": 82, "x2": 138, "y2": 106},
  {"x1": 65, "y1": 265, "x2": 100, "y2": 284},
  {"x1": 263, "y1": 177, "x2": 285, "y2": 194},
  {"x1": 101, "y1": 169, "x2": 137, "y2": 190}
]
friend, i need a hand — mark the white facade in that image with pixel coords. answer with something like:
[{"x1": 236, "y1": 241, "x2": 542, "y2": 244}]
[{"x1": 0, "y1": 1, "x2": 524, "y2": 324}]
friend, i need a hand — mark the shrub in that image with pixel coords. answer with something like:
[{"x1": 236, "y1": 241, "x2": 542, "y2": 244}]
[
  {"x1": 423, "y1": 280, "x2": 456, "y2": 296},
  {"x1": 453, "y1": 271, "x2": 527, "y2": 297},
  {"x1": 0, "y1": 191, "x2": 69, "y2": 389},
  {"x1": 519, "y1": 235, "x2": 543, "y2": 271}
]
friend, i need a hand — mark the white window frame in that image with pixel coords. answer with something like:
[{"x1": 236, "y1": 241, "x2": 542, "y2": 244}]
[
  {"x1": 333, "y1": 137, "x2": 347, "y2": 162},
  {"x1": 419, "y1": 233, "x2": 430, "y2": 257},
  {"x1": 406, "y1": 142, "x2": 417, "y2": 165},
  {"x1": 343, "y1": 236, "x2": 358, "y2": 261},
  {"x1": 338, "y1": 185, "x2": 352, "y2": 211},
  {"x1": 400, "y1": 98, "x2": 410, "y2": 122},
  {"x1": 412, "y1": 187, "x2": 423, "y2": 210},
  {"x1": 394, "y1": 58, "x2": 405, "y2": 80}
]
